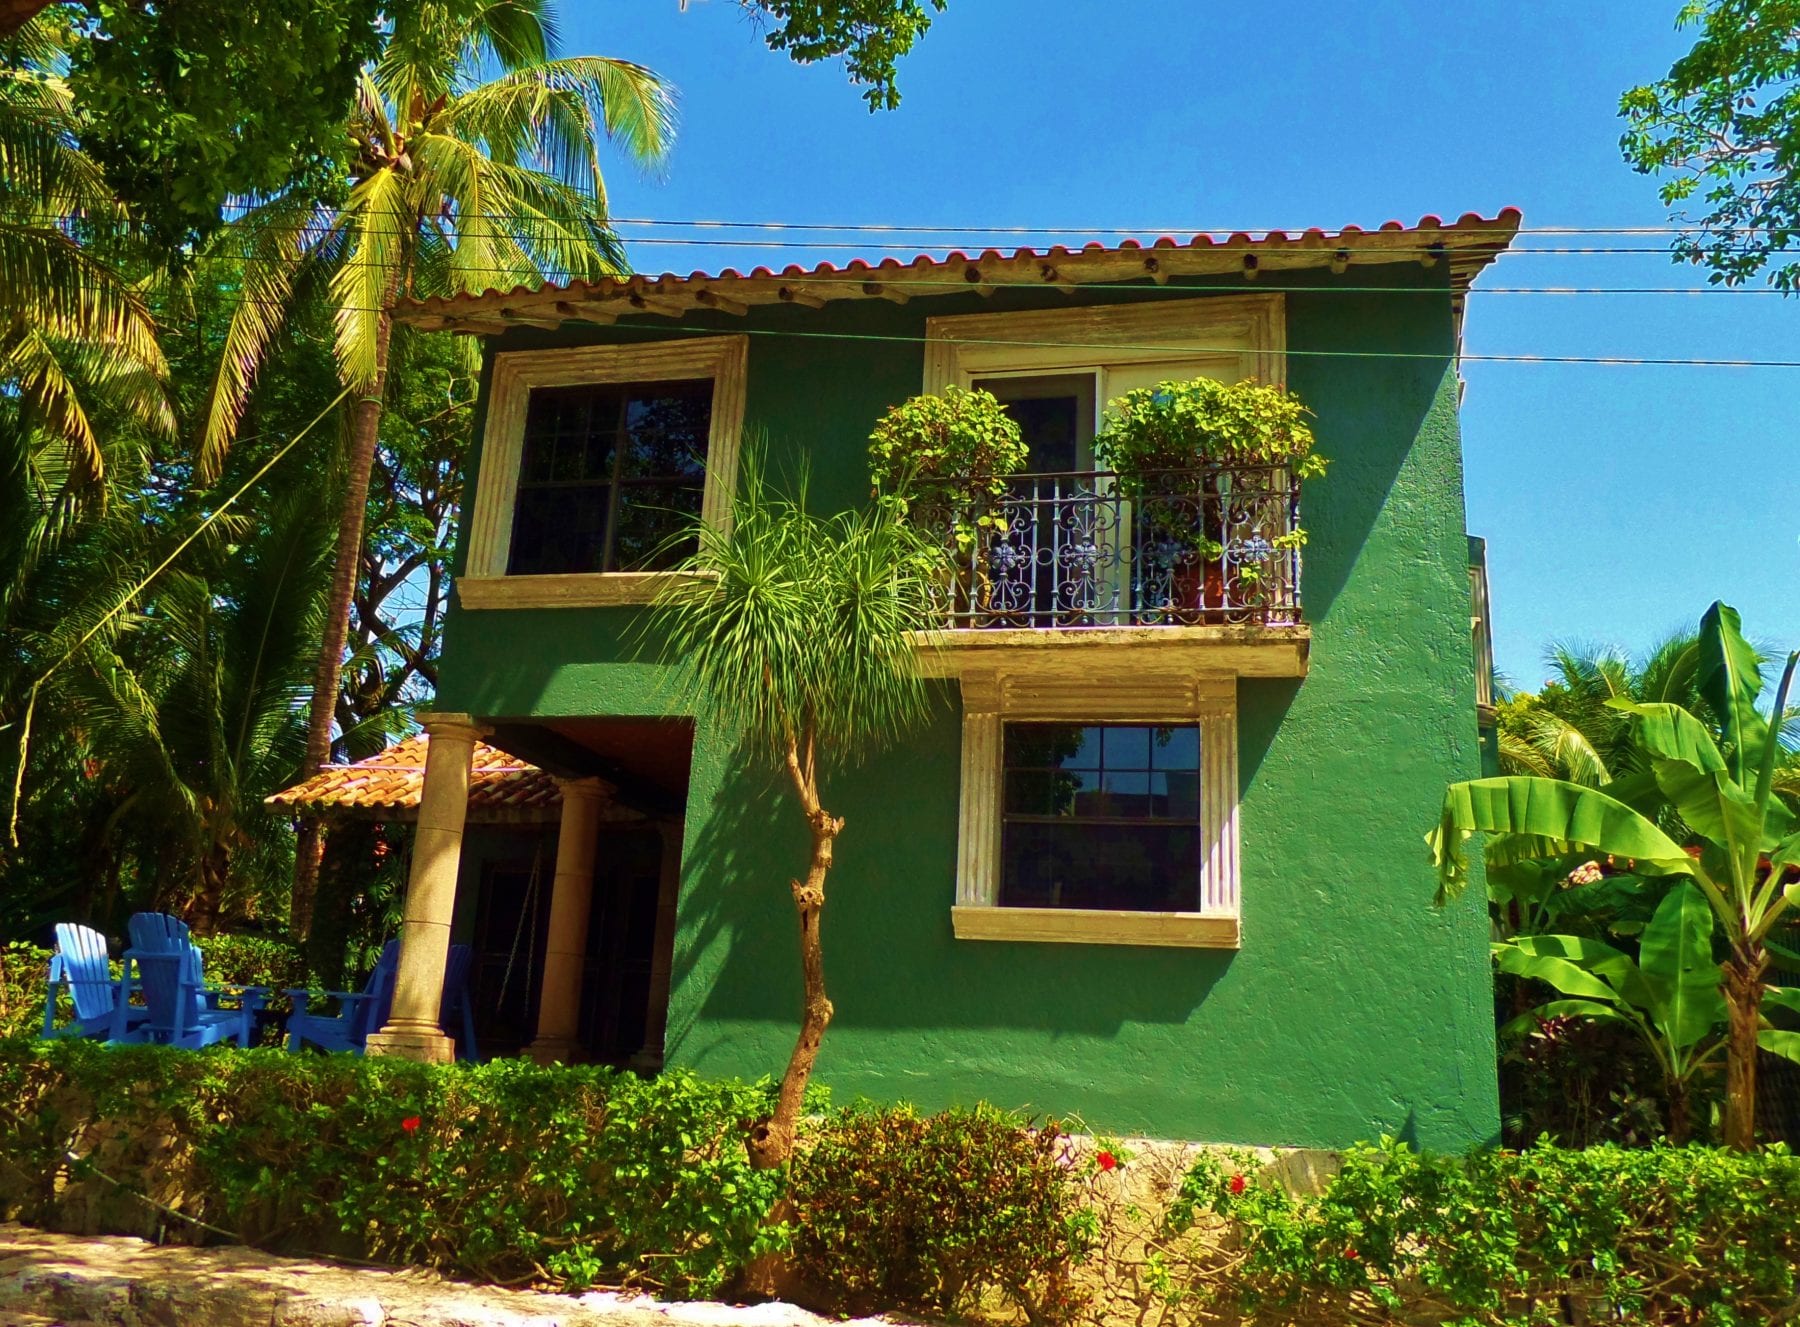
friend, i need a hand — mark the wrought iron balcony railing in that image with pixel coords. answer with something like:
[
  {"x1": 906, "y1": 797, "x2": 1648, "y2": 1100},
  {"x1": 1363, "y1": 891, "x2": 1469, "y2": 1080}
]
[{"x1": 913, "y1": 466, "x2": 1302, "y2": 630}]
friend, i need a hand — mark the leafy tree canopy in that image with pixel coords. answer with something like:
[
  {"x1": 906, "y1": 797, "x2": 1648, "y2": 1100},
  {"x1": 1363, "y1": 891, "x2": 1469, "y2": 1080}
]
[
  {"x1": 738, "y1": 0, "x2": 947, "y2": 109},
  {"x1": 1621, "y1": 0, "x2": 1800, "y2": 290}
]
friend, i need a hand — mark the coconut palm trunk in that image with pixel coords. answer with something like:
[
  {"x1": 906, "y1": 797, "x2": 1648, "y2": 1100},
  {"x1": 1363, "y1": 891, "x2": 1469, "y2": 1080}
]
[
  {"x1": 748, "y1": 722, "x2": 842, "y2": 1169},
  {"x1": 291, "y1": 312, "x2": 391, "y2": 934}
]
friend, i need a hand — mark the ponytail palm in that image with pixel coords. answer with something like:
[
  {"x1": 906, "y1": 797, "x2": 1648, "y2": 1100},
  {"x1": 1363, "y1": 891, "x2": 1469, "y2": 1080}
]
[
  {"x1": 1431, "y1": 602, "x2": 1800, "y2": 1149},
  {"x1": 197, "y1": 0, "x2": 674, "y2": 930},
  {"x1": 646, "y1": 456, "x2": 946, "y2": 1169}
]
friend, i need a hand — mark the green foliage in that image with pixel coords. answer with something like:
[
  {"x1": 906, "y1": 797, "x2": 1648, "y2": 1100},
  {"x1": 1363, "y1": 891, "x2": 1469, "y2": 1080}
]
[
  {"x1": 193, "y1": 934, "x2": 315, "y2": 1015},
  {"x1": 0, "y1": 1038, "x2": 783, "y2": 1296},
  {"x1": 867, "y1": 386, "x2": 1028, "y2": 551},
  {"x1": 1620, "y1": 0, "x2": 1800, "y2": 291},
  {"x1": 745, "y1": 0, "x2": 948, "y2": 110},
  {"x1": 787, "y1": 1103, "x2": 1093, "y2": 1322},
  {"x1": 1432, "y1": 601, "x2": 1800, "y2": 1148},
  {"x1": 1169, "y1": 1140, "x2": 1800, "y2": 1325},
  {"x1": 649, "y1": 452, "x2": 946, "y2": 774},
  {"x1": 1093, "y1": 377, "x2": 1325, "y2": 480},
  {"x1": 64, "y1": 0, "x2": 384, "y2": 249},
  {"x1": 0, "y1": 943, "x2": 50, "y2": 1039}
]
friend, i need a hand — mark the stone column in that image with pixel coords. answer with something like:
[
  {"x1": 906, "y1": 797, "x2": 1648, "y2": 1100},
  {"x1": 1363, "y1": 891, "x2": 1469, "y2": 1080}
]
[
  {"x1": 527, "y1": 778, "x2": 607, "y2": 1064},
  {"x1": 366, "y1": 713, "x2": 485, "y2": 1063},
  {"x1": 635, "y1": 818, "x2": 685, "y2": 1069}
]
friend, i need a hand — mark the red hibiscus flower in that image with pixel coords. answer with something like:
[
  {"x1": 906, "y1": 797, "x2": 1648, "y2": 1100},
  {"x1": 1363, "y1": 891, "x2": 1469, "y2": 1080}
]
[
  {"x1": 1344, "y1": 1247, "x2": 1359, "y2": 1260},
  {"x1": 1095, "y1": 1150, "x2": 1116, "y2": 1171},
  {"x1": 1229, "y1": 1174, "x2": 1246, "y2": 1195},
  {"x1": 401, "y1": 1115, "x2": 421, "y2": 1133}
]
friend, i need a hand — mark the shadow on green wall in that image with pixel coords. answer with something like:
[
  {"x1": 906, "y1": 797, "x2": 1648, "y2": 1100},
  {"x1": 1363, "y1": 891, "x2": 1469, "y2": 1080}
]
[{"x1": 671, "y1": 721, "x2": 1235, "y2": 1060}]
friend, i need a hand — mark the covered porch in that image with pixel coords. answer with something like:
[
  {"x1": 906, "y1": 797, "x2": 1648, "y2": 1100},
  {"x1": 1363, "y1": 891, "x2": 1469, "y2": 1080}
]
[{"x1": 268, "y1": 714, "x2": 692, "y2": 1066}]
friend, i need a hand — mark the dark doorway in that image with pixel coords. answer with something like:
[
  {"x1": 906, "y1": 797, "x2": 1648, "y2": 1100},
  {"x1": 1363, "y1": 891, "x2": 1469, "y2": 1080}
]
[
  {"x1": 466, "y1": 822, "x2": 677, "y2": 1066},
  {"x1": 468, "y1": 847, "x2": 554, "y2": 1057}
]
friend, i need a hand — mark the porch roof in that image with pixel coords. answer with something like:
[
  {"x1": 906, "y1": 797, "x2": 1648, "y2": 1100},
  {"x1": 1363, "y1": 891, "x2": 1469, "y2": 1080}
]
[
  {"x1": 394, "y1": 209, "x2": 1523, "y2": 336},
  {"x1": 266, "y1": 735, "x2": 563, "y2": 824}
]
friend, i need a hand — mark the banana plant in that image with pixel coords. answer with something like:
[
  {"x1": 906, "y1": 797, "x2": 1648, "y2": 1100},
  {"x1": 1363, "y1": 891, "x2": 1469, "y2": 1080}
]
[
  {"x1": 1431, "y1": 602, "x2": 1800, "y2": 1150},
  {"x1": 1496, "y1": 881, "x2": 1800, "y2": 1143}
]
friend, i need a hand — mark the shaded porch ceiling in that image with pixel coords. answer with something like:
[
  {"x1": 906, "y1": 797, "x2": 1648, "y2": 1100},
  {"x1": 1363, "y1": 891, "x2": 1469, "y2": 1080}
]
[{"x1": 486, "y1": 717, "x2": 694, "y2": 814}]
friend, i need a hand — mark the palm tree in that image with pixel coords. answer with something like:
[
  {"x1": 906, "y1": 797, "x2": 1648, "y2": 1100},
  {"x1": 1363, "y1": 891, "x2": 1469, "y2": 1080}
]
[
  {"x1": 198, "y1": 0, "x2": 674, "y2": 931},
  {"x1": 1432, "y1": 603, "x2": 1800, "y2": 1149},
  {"x1": 60, "y1": 483, "x2": 338, "y2": 931},
  {"x1": 1497, "y1": 632, "x2": 1704, "y2": 785},
  {"x1": 645, "y1": 456, "x2": 946, "y2": 1169},
  {"x1": 0, "y1": 13, "x2": 171, "y2": 492}
]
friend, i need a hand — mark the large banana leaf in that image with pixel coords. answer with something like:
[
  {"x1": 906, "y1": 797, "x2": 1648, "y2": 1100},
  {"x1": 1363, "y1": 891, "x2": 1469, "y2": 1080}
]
[
  {"x1": 1609, "y1": 700, "x2": 1728, "y2": 775},
  {"x1": 1759, "y1": 1030, "x2": 1800, "y2": 1065},
  {"x1": 1651, "y1": 761, "x2": 1764, "y2": 858},
  {"x1": 1637, "y1": 882, "x2": 1727, "y2": 1052},
  {"x1": 1508, "y1": 934, "x2": 1656, "y2": 1011},
  {"x1": 1430, "y1": 777, "x2": 1698, "y2": 903},
  {"x1": 1499, "y1": 998, "x2": 1634, "y2": 1042},
  {"x1": 1492, "y1": 942, "x2": 1620, "y2": 1004},
  {"x1": 1697, "y1": 602, "x2": 1768, "y2": 786},
  {"x1": 1544, "y1": 872, "x2": 1661, "y2": 928}
]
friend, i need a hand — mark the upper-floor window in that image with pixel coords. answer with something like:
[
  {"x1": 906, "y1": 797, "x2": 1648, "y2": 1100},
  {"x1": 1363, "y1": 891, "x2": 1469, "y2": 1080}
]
[
  {"x1": 458, "y1": 335, "x2": 748, "y2": 609},
  {"x1": 508, "y1": 380, "x2": 712, "y2": 576}
]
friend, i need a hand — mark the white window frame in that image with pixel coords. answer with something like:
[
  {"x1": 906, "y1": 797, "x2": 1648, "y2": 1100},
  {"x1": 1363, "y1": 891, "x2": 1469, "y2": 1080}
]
[
  {"x1": 457, "y1": 335, "x2": 749, "y2": 610},
  {"x1": 951, "y1": 668, "x2": 1241, "y2": 949}
]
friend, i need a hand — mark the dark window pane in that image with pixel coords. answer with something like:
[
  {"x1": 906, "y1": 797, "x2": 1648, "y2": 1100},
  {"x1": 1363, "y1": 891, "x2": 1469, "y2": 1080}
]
[
  {"x1": 510, "y1": 378, "x2": 713, "y2": 576},
  {"x1": 507, "y1": 486, "x2": 609, "y2": 575},
  {"x1": 1001, "y1": 721, "x2": 1205, "y2": 912},
  {"x1": 1104, "y1": 726, "x2": 1150, "y2": 770},
  {"x1": 1153, "y1": 727, "x2": 1199, "y2": 771}
]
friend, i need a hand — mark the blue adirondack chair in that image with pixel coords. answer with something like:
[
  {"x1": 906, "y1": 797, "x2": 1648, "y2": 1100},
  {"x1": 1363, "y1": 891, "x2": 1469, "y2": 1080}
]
[
  {"x1": 286, "y1": 939, "x2": 481, "y2": 1060},
  {"x1": 286, "y1": 939, "x2": 400, "y2": 1054},
  {"x1": 114, "y1": 912, "x2": 265, "y2": 1048},
  {"x1": 42, "y1": 923, "x2": 146, "y2": 1041}
]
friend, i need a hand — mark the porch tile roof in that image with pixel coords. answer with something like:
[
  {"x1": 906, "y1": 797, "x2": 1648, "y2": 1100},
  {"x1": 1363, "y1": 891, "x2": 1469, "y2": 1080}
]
[{"x1": 266, "y1": 736, "x2": 561, "y2": 821}]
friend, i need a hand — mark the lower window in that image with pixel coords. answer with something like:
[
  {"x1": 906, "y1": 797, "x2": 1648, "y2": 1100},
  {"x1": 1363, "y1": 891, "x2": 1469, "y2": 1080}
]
[{"x1": 1001, "y1": 723, "x2": 1201, "y2": 911}]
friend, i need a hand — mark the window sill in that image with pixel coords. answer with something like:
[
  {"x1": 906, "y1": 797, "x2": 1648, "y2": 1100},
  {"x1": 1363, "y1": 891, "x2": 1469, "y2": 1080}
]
[
  {"x1": 455, "y1": 572, "x2": 713, "y2": 611},
  {"x1": 950, "y1": 905, "x2": 1240, "y2": 949}
]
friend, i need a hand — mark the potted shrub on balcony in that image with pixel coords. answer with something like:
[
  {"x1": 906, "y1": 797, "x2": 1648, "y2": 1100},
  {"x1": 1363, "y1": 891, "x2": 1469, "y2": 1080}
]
[
  {"x1": 868, "y1": 386, "x2": 1029, "y2": 622},
  {"x1": 1093, "y1": 377, "x2": 1324, "y2": 623}
]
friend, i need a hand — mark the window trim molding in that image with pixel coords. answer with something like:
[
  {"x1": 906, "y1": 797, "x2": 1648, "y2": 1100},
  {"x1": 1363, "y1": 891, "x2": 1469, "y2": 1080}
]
[
  {"x1": 952, "y1": 669, "x2": 1241, "y2": 949},
  {"x1": 922, "y1": 293, "x2": 1286, "y2": 393},
  {"x1": 457, "y1": 335, "x2": 749, "y2": 610}
]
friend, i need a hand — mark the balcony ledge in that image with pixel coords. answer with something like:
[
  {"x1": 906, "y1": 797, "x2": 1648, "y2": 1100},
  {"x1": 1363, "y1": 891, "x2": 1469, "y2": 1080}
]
[{"x1": 911, "y1": 622, "x2": 1309, "y2": 680}]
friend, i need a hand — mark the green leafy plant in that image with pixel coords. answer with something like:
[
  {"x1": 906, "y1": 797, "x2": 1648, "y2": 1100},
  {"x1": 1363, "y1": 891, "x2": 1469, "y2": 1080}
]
[
  {"x1": 646, "y1": 454, "x2": 946, "y2": 1169},
  {"x1": 1494, "y1": 881, "x2": 1800, "y2": 1142},
  {"x1": 787, "y1": 1103, "x2": 1093, "y2": 1323},
  {"x1": 1431, "y1": 601, "x2": 1800, "y2": 1149},
  {"x1": 867, "y1": 386, "x2": 1028, "y2": 553},
  {"x1": 1167, "y1": 1140, "x2": 1800, "y2": 1325},
  {"x1": 1093, "y1": 377, "x2": 1324, "y2": 565}
]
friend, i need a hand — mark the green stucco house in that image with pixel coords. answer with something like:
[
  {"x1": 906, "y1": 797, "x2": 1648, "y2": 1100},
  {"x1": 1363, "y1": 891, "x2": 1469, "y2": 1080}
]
[{"x1": 350, "y1": 210, "x2": 1516, "y2": 1150}]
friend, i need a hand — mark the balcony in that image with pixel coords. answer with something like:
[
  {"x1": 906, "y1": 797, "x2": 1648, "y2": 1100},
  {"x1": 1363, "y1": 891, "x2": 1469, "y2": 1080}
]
[
  {"x1": 908, "y1": 465, "x2": 1309, "y2": 682},
  {"x1": 915, "y1": 466, "x2": 1303, "y2": 630}
]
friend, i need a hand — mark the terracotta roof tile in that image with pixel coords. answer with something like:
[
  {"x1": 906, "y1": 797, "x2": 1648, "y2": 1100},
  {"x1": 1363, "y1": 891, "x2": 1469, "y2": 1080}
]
[{"x1": 267, "y1": 736, "x2": 561, "y2": 819}]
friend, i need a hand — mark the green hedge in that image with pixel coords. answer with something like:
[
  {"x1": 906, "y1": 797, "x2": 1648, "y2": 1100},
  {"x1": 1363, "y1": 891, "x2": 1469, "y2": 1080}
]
[
  {"x1": 0, "y1": 1037, "x2": 1090, "y2": 1313},
  {"x1": 0, "y1": 943, "x2": 51, "y2": 1039},
  {"x1": 1173, "y1": 1140, "x2": 1800, "y2": 1326}
]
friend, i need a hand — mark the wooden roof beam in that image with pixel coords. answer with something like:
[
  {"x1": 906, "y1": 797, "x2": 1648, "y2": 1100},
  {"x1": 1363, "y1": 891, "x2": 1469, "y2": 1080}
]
[
  {"x1": 778, "y1": 285, "x2": 827, "y2": 309},
  {"x1": 695, "y1": 288, "x2": 750, "y2": 316},
  {"x1": 862, "y1": 281, "x2": 909, "y2": 304}
]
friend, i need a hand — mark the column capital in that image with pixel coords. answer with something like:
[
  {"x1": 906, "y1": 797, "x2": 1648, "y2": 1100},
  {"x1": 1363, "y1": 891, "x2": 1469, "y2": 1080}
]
[
  {"x1": 553, "y1": 775, "x2": 612, "y2": 807},
  {"x1": 417, "y1": 711, "x2": 491, "y2": 743}
]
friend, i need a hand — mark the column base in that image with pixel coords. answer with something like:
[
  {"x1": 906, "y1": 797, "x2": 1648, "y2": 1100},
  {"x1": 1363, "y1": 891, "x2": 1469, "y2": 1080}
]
[
  {"x1": 526, "y1": 1036, "x2": 582, "y2": 1066},
  {"x1": 365, "y1": 1021, "x2": 457, "y2": 1063}
]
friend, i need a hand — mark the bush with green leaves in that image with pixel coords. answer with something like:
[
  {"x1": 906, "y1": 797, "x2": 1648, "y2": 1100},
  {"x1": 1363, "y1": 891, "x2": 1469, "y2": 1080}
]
[
  {"x1": 0, "y1": 1038, "x2": 782, "y2": 1296},
  {"x1": 787, "y1": 1103, "x2": 1094, "y2": 1323},
  {"x1": 867, "y1": 386, "x2": 1028, "y2": 551},
  {"x1": 1169, "y1": 1140, "x2": 1800, "y2": 1326},
  {"x1": 0, "y1": 943, "x2": 51, "y2": 1039},
  {"x1": 1093, "y1": 377, "x2": 1324, "y2": 481}
]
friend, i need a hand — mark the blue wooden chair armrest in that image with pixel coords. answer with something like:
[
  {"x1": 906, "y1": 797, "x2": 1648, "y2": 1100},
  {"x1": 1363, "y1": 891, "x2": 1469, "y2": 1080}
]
[{"x1": 284, "y1": 987, "x2": 368, "y2": 1010}]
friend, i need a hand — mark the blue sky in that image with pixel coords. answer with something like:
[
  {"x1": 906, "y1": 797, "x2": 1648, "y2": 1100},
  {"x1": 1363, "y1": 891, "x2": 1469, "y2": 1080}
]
[{"x1": 563, "y1": 1, "x2": 1800, "y2": 691}]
